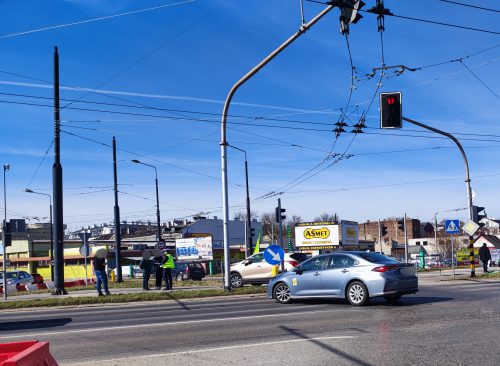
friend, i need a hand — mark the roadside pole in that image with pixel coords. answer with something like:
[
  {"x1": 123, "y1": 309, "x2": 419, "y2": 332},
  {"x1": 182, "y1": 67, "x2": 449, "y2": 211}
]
[
  {"x1": 451, "y1": 235, "x2": 455, "y2": 280},
  {"x1": 220, "y1": 4, "x2": 335, "y2": 290},
  {"x1": 378, "y1": 220, "x2": 382, "y2": 253},
  {"x1": 404, "y1": 213, "x2": 408, "y2": 263},
  {"x1": 403, "y1": 117, "x2": 475, "y2": 277}
]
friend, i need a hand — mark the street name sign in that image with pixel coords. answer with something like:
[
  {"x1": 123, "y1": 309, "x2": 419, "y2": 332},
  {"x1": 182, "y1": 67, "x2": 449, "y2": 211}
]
[
  {"x1": 445, "y1": 219, "x2": 460, "y2": 234},
  {"x1": 264, "y1": 245, "x2": 284, "y2": 265}
]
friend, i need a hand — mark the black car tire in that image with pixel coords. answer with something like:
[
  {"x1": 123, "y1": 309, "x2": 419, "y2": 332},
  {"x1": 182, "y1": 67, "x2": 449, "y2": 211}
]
[
  {"x1": 230, "y1": 273, "x2": 243, "y2": 288},
  {"x1": 384, "y1": 294, "x2": 402, "y2": 304},
  {"x1": 346, "y1": 281, "x2": 369, "y2": 306},
  {"x1": 175, "y1": 273, "x2": 183, "y2": 282},
  {"x1": 273, "y1": 282, "x2": 292, "y2": 304}
]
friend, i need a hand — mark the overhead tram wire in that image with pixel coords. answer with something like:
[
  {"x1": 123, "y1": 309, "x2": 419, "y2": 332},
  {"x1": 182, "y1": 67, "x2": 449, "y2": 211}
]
[
  {"x1": 458, "y1": 60, "x2": 500, "y2": 99},
  {"x1": 25, "y1": 139, "x2": 54, "y2": 189},
  {"x1": 3, "y1": 98, "x2": 500, "y2": 142},
  {"x1": 306, "y1": 0, "x2": 500, "y2": 35},
  {"x1": 436, "y1": 0, "x2": 500, "y2": 13}
]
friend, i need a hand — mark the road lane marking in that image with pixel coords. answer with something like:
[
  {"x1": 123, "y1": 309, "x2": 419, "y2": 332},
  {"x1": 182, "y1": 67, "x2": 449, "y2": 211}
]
[
  {"x1": 0, "y1": 308, "x2": 358, "y2": 340},
  {"x1": 63, "y1": 335, "x2": 357, "y2": 365}
]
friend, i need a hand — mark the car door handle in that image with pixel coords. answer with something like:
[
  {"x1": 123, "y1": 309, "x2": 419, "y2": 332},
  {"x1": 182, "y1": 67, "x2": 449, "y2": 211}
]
[
  {"x1": 313, "y1": 272, "x2": 320, "y2": 276},
  {"x1": 341, "y1": 269, "x2": 349, "y2": 273}
]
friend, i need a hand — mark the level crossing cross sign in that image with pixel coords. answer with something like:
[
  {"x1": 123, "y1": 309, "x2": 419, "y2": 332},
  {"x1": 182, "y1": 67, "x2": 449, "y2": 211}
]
[
  {"x1": 264, "y1": 245, "x2": 284, "y2": 265},
  {"x1": 445, "y1": 219, "x2": 460, "y2": 234}
]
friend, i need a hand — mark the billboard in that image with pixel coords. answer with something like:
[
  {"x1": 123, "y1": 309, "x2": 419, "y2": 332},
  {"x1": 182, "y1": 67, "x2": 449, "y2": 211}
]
[
  {"x1": 341, "y1": 220, "x2": 359, "y2": 246},
  {"x1": 295, "y1": 222, "x2": 339, "y2": 249},
  {"x1": 175, "y1": 236, "x2": 213, "y2": 260}
]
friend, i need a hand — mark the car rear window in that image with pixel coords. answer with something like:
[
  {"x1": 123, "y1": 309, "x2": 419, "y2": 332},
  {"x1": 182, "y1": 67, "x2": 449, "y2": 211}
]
[
  {"x1": 289, "y1": 253, "x2": 310, "y2": 262},
  {"x1": 358, "y1": 253, "x2": 398, "y2": 263}
]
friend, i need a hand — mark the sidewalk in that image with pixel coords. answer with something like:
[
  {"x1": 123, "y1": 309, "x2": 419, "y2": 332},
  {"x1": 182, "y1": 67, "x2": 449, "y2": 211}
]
[{"x1": 417, "y1": 265, "x2": 500, "y2": 283}]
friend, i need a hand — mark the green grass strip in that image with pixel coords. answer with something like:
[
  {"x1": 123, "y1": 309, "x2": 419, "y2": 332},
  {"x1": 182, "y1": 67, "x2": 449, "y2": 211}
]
[{"x1": 0, "y1": 286, "x2": 267, "y2": 310}]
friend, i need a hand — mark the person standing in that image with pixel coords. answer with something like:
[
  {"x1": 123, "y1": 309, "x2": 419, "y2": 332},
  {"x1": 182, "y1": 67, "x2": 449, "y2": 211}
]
[
  {"x1": 140, "y1": 253, "x2": 153, "y2": 291},
  {"x1": 479, "y1": 243, "x2": 492, "y2": 273},
  {"x1": 93, "y1": 252, "x2": 111, "y2": 296},
  {"x1": 161, "y1": 251, "x2": 175, "y2": 290},
  {"x1": 153, "y1": 255, "x2": 164, "y2": 290}
]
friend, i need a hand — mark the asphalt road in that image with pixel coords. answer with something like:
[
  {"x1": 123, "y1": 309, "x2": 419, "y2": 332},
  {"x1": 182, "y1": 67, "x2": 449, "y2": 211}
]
[{"x1": 0, "y1": 279, "x2": 499, "y2": 366}]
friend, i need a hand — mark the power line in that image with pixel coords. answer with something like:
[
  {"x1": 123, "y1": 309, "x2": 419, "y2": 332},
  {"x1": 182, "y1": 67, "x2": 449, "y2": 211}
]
[
  {"x1": 0, "y1": 1, "x2": 196, "y2": 40},
  {"x1": 25, "y1": 139, "x2": 54, "y2": 189},
  {"x1": 436, "y1": 0, "x2": 500, "y2": 13},
  {"x1": 459, "y1": 60, "x2": 500, "y2": 99}
]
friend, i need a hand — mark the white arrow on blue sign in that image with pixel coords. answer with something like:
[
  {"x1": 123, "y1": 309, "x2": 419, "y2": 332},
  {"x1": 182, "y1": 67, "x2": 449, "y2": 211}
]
[
  {"x1": 264, "y1": 245, "x2": 284, "y2": 265},
  {"x1": 445, "y1": 219, "x2": 460, "y2": 234}
]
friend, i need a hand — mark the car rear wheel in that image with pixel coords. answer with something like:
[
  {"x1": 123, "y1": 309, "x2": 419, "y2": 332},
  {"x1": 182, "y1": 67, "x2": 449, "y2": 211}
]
[
  {"x1": 273, "y1": 282, "x2": 292, "y2": 304},
  {"x1": 347, "y1": 281, "x2": 369, "y2": 306},
  {"x1": 175, "y1": 273, "x2": 183, "y2": 282},
  {"x1": 230, "y1": 273, "x2": 243, "y2": 288},
  {"x1": 384, "y1": 294, "x2": 402, "y2": 304}
]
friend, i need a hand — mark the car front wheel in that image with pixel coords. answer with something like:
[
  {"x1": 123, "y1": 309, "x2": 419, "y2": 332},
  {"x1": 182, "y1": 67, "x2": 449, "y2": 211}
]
[
  {"x1": 347, "y1": 281, "x2": 369, "y2": 306},
  {"x1": 230, "y1": 273, "x2": 243, "y2": 288},
  {"x1": 175, "y1": 273, "x2": 183, "y2": 282},
  {"x1": 273, "y1": 282, "x2": 292, "y2": 304}
]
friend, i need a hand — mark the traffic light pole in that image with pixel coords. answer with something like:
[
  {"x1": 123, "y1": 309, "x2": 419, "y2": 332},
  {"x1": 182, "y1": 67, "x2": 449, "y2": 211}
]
[
  {"x1": 112, "y1": 137, "x2": 123, "y2": 282},
  {"x1": 220, "y1": 4, "x2": 335, "y2": 291},
  {"x1": 404, "y1": 213, "x2": 408, "y2": 263},
  {"x1": 378, "y1": 220, "x2": 382, "y2": 253},
  {"x1": 402, "y1": 116, "x2": 475, "y2": 277},
  {"x1": 278, "y1": 198, "x2": 284, "y2": 272}
]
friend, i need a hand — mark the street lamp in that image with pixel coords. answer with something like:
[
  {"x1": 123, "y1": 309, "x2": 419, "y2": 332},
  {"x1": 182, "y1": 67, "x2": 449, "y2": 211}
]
[
  {"x1": 227, "y1": 145, "x2": 253, "y2": 258},
  {"x1": 131, "y1": 159, "x2": 162, "y2": 247},
  {"x1": 25, "y1": 189, "x2": 54, "y2": 281},
  {"x1": 3, "y1": 164, "x2": 10, "y2": 300}
]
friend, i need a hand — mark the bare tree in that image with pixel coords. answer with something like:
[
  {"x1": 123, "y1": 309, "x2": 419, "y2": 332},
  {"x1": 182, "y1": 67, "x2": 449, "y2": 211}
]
[{"x1": 313, "y1": 213, "x2": 338, "y2": 222}]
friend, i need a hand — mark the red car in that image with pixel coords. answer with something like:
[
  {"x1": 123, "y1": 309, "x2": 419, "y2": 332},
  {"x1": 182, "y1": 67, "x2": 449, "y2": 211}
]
[{"x1": 31, "y1": 273, "x2": 44, "y2": 284}]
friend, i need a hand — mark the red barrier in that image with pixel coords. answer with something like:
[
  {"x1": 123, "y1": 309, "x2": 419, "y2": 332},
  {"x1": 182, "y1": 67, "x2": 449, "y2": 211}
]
[
  {"x1": 35, "y1": 283, "x2": 48, "y2": 290},
  {"x1": 0, "y1": 341, "x2": 58, "y2": 365}
]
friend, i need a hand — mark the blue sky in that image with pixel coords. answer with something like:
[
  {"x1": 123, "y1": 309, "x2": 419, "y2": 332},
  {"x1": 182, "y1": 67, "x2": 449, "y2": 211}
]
[{"x1": 0, "y1": 0, "x2": 498, "y2": 231}]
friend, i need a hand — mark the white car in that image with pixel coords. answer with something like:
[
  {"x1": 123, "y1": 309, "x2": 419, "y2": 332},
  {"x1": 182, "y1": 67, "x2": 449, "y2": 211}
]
[{"x1": 230, "y1": 252, "x2": 310, "y2": 288}]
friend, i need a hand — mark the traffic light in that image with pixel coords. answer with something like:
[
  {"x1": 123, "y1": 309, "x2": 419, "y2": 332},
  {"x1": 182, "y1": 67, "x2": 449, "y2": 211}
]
[
  {"x1": 380, "y1": 92, "x2": 402, "y2": 128},
  {"x1": 2, "y1": 221, "x2": 12, "y2": 247},
  {"x1": 250, "y1": 227, "x2": 255, "y2": 237},
  {"x1": 275, "y1": 207, "x2": 286, "y2": 222},
  {"x1": 337, "y1": 0, "x2": 365, "y2": 34},
  {"x1": 397, "y1": 219, "x2": 405, "y2": 232},
  {"x1": 381, "y1": 224, "x2": 387, "y2": 237},
  {"x1": 472, "y1": 205, "x2": 486, "y2": 226}
]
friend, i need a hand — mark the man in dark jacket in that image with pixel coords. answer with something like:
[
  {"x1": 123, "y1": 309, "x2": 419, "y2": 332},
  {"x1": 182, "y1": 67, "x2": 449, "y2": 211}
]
[
  {"x1": 140, "y1": 254, "x2": 153, "y2": 291},
  {"x1": 153, "y1": 255, "x2": 164, "y2": 290},
  {"x1": 479, "y1": 243, "x2": 492, "y2": 273},
  {"x1": 93, "y1": 255, "x2": 111, "y2": 296}
]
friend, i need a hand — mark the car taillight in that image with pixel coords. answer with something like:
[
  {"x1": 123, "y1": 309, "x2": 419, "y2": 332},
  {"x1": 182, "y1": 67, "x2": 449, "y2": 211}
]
[
  {"x1": 372, "y1": 265, "x2": 399, "y2": 272},
  {"x1": 286, "y1": 260, "x2": 299, "y2": 267},
  {"x1": 185, "y1": 267, "x2": 189, "y2": 273}
]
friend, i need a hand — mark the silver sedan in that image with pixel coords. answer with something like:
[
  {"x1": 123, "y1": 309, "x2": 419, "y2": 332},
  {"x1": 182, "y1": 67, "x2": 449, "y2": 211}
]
[{"x1": 267, "y1": 251, "x2": 418, "y2": 306}]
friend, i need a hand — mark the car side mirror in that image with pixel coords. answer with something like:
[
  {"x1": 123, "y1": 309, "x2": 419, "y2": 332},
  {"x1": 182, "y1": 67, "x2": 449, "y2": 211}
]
[
  {"x1": 243, "y1": 260, "x2": 251, "y2": 266},
  {"x1": 294, "y1": 268, "x2": 303, "y2": 275}
]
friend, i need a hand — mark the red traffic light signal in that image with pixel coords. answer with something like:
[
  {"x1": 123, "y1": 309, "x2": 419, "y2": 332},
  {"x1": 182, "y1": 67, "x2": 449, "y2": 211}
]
[{"x1": 380, "y1": 92, "x2": 402, "y2": 128}]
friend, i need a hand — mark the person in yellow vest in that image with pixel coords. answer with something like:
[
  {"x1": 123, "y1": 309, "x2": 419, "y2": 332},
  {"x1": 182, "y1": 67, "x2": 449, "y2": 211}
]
[{"x1": 161, "y1": 251, "x2": 175, "y2": 290}]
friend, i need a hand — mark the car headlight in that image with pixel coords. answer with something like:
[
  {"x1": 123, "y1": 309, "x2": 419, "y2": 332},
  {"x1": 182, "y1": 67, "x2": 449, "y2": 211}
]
[{"x1": 6, "y1": 280, "x2": 13, "y2": 285}]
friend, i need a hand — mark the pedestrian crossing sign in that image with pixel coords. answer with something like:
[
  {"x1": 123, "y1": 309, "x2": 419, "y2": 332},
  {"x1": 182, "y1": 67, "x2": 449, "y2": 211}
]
[{"x1": 445, "y1": 219, "x2": 460, "y2": 234}]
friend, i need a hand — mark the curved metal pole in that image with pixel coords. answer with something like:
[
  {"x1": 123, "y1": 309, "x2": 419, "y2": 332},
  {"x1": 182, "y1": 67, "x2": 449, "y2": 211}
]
[
  {"x1": 402, "y1": 116, "x2": 475, "y2": 277},
  {"x1": 220, "y1": 5, "x2": 335, "y2": 290}
]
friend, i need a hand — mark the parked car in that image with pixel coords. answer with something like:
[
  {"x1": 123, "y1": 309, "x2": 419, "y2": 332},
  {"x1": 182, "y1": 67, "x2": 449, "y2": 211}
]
[
  {"x1": 0, "y1": 271, "x2": 34, "y2": 287},
  {"x1": 267, "y1": 251, "x2": 418, "y2": 306},
  {"x1": 230, "y1": 252, "x2": 310, "y2": 288},
  {"x1": 172, "y1": 261, "x2": 206, "y2": 281},
  {"x1": 31, "y1": 273, "x2": 44, "y2": 284}
]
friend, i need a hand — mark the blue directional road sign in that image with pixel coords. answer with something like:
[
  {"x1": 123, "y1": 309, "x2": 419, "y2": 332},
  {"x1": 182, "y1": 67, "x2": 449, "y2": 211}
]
[
  {"x1": 445, "y1": 219, "x2": 460, "y2": 234},
  {"x1": 264, "y1": 245, "x2": 284, "y2": 265}
]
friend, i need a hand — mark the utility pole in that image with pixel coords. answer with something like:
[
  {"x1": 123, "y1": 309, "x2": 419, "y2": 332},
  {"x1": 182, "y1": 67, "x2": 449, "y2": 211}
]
[
  {"x1": 112, "y1": 137, "x2": 123, "y2": 282},
  {"x1": 403, "y1": 117, "x2": 475, "y2": 277},
  {"x1": 404, "y1": 213, "x2": 408, "y2": 263},
  {"x1": 434, "y1": 213, "x2": 438, "y2": 255},
  {"x1": 219, "y1": 4, "x2": 336, "y2": 291},
  {"x1": 3, "y1": 164, "x2": 9, "y2": 301},
  {"x1": 52, "y1": 47, "x2": 66, "y2": 295},
  {"x1": 378, "y1": 220, "x2": 382, "y2": 253}
]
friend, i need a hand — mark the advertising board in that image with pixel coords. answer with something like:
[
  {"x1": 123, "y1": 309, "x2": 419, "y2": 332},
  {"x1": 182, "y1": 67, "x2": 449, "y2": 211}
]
[
  {"x1": 175, "y1": 236, "x2": 213, "y2": 260},
  {"x1": 341, "y1": 220, "x2": 359, "y2": 246},
  {"x1": 294, "y1": 221, "x2": 339, "y2": 249}
]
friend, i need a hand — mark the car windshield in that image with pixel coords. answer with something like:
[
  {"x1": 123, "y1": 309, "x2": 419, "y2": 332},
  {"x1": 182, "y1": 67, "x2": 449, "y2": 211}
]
[{"x1": 357, "y1": 252, "x2": 399, "y2": 263}]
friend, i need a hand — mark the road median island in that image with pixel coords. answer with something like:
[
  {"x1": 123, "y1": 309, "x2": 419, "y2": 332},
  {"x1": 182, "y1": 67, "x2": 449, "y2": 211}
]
[{"x1": 0, "y1": 286, "x2": 267, "y2": 310}]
